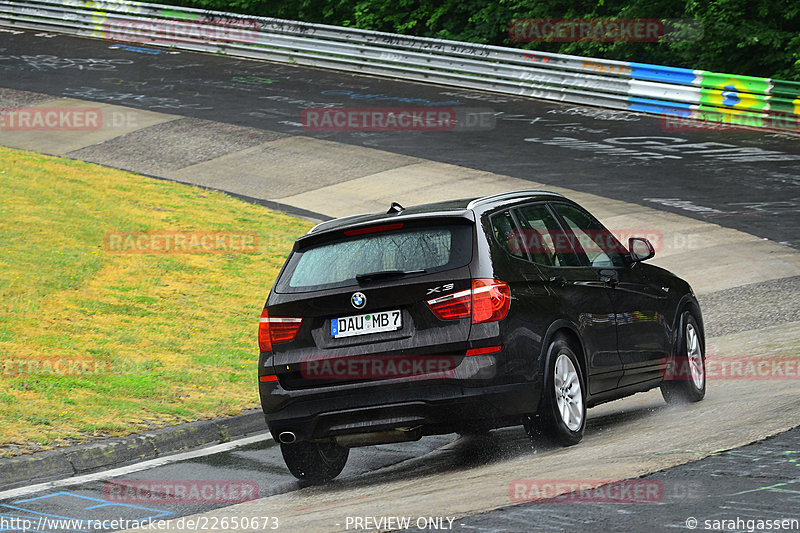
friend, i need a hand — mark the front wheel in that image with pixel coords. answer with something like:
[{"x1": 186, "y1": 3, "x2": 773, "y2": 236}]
[
  {"x1": 661, "y1": 310, "x2": 706, "y2": 404},
  {"x1": 525, "y1": 335, "x2": 586, "y2": 446},
  {"x1": 280, "y1": 440, "x2": 349, "y2": 482}
]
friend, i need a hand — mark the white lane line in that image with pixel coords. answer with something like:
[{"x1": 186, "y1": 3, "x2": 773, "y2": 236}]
[{"x1": 0, "y1": 433, "x2": 273, "y2": 501}]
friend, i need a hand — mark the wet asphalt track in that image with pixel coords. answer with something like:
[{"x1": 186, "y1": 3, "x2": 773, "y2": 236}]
[
  {"x1": 2, "y1": 427, "x2": 800, "y2": 532},
  {"x1": 454, "y1": 425, "x2": 800, "y2": 532},
  {"x1": 0, "y1": 31, "x2": 798, "y2": 248},
  {"x1": 0, "y1": 435, "x2": 457, "y2": 532}
]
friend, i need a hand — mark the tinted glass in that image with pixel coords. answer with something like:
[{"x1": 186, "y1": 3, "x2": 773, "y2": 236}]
[
  {"x1": 515, "y1": 204, "x2": 582, "y2": 267},
  {"x1": 551, "y1": 203, "x2": 627, "y2": 267},
  {"x1": 491, "y1": 211, "x2": 525, "y2": 259},
  {"x1": 276, "y1": 224, "x2": 473, "y2": 292}
]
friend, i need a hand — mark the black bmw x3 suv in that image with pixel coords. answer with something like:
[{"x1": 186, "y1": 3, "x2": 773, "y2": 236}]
[{"x1": 258, "y1": 190, "x2": 706, "y2": 481}]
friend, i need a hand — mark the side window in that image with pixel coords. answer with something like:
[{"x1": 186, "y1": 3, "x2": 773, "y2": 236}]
[
  {"x1": 514, "y1": 204, "x2": 574, "y2": 267},
  {"x1": 491, "y1": 211, "x2": 525, "y2": 259},
  {"x1": 551, "y1": 203, "x2": 627, "y2": 268}
]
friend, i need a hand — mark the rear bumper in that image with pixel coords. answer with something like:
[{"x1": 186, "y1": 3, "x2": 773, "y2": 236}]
[{"x1": 260, "y1": 359, "x2": 541, "y2": 442}]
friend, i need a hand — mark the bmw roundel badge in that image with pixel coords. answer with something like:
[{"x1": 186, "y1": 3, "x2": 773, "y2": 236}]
[{"x1": 351, "y1": 292, "x2": 366, "y2": 309}]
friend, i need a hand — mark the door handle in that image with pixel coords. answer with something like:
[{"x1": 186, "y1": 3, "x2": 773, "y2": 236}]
[{"x1": 549, "y1": 276, "x2": 567, "y2": 287}]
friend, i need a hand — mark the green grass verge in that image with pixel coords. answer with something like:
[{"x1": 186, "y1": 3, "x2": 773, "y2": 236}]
[{"x1": 0, "y1": 145, "x2": 313, "y2": 455}]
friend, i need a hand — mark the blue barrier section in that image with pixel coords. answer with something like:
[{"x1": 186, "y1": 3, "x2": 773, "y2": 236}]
[
  {"x1": 627, "y1": 96, "x2": 693, "y2": 116},
  {"x1": 629, "y1": 63, "x2": 697, "y2": 86}
]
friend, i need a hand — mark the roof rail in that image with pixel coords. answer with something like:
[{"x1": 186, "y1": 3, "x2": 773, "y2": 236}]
[{"x1": 466, "y1": 190, "x2": 565, "y2": 209}]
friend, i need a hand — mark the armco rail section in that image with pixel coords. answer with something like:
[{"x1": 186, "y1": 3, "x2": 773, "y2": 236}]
[{"x1": 0, "y1": 0, "x2": 798, "y2": 131}]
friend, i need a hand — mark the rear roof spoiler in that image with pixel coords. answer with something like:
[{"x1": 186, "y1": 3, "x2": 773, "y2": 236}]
[{"x1": 466, "y1": 190, "x2": 565, "y2": 209}]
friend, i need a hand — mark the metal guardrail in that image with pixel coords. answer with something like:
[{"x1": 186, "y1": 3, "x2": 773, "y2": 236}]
[{"x1": 1, "y1": 0, "x2": 798, "y2": 131}]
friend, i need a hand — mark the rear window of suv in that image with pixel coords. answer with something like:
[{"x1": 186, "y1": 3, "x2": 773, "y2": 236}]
[{"x1": 274, "y1": 222, "x2": 474, "y2": 292}]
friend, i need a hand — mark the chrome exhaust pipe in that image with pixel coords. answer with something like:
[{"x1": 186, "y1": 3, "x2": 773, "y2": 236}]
[{"x1": 278, "y1": 431, "x2": 296, "y2": 444}]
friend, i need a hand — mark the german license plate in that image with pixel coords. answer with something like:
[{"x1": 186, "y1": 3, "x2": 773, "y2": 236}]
[{"x1": 331, "y1": 310, "x2": 402, "y2": 338}]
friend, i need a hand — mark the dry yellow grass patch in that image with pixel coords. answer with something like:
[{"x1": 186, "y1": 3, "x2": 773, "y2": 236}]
[{"x1": 0, "y1": 146, "x2": 312, "y2": 455}]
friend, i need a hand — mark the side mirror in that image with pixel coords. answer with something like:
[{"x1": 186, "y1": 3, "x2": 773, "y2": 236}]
[{"x1": 628, "y1": 237, "x2": 655, "y2": 263}]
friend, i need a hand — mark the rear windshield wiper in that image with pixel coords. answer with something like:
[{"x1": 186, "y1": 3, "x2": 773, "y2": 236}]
[{"x1": 355, "y1": 269, "x2": 426, "y2": 282}]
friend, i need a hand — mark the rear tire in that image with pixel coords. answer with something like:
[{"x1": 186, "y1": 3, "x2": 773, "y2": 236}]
[
  {"x1": 525, "y1": 335, "x2": 586, "y2": 446},
  {"x1": 280, "y1": 440, "x2": 349, "y2": 482},
  {"x1": 661, "y1": 311, "x2": 706, "y2": 404}
]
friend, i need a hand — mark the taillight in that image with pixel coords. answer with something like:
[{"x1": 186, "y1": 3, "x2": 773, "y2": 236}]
[
  {"x1": 426, "y1": 279, "x2": 510, "y2": 324},
  {"x1": 258, "y1": 308, "x2": 302, "y2": 352},
  {"x1": 258, "y1": 308, "x2": 271, "y2": 352},
  {"x1": 471, "y1": 279, "x2": 511, "y2": 323},
  {"x1": 426, "y1": 288, "x2": 472, "y2": 320}
]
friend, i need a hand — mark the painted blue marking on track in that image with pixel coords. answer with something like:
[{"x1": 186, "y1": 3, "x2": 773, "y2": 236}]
[
  {"x1": 1, "y1": 502, "x2": 87, "y2": 521},
  {"x1": 109, "y1": 44, "x2": 163, "y2": 55},
  {"x1": 1, "y1": 505, "x2": 92, "y2": 532},
  {"x1": 82, "y1": 503, "x2": 118, "y2": 510},
  {"x1": 629, "y1": 62, "x2": 697, "y2": 85},
  {"x1": 15, "y1": 491, "x2": 171, "y2": 513},
  {"x1": 0, "y1": 491, "x2": 172, "y2": 532}
]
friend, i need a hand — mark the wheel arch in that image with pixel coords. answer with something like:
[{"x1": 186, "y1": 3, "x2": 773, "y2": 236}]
[
  {"x1": 540, "y1": 320, "x2": 588, "y2": 391},
  {"x1": 672, "y1": 295, "x2": 705, "y2": 355}
]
